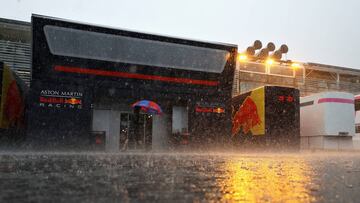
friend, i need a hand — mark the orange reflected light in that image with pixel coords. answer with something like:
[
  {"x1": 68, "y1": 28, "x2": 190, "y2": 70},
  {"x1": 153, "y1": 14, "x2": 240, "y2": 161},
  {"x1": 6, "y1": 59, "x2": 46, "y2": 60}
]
[{"x1": 214, "y1": 157, "x2": 316, "y2": 202}]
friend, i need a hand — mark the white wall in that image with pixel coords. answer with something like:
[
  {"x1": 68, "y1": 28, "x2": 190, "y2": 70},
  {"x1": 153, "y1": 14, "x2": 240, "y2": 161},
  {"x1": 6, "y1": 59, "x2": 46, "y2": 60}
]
[
  {"x1": 300, "y1": 92, "x2": 355, "y2": 137},
  {"x1": 172, "y1": 106, "x2": 188, "y2": 134},
  {"x1": 108, "y1": 110, "x2": 121, "y2": 152},
  {"x1": 301, "y1": 136, "x2": 353, "y2": 150},
  {"x1": 300, "y1": 97, "x2": 325, "y2": 137},
  {"x1": 152, "y1": 114, "x2": 171, "y2": 150},
  {"x1": 92, "y1": 109, "x2": 120, "y2": 152}
]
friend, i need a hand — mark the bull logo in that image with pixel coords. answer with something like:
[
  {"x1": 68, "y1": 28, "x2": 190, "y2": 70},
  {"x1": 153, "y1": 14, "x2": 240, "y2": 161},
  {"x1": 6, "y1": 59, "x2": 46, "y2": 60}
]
[
  {"x1": 4, "y1": 80, "x2": 24, "y2": 127},
  {"x1": 232, "y1": 96, "x2": 261, "y2": 136},
  {"x1": 65, "y1": 98, "x2": 82, "y2": 105}
]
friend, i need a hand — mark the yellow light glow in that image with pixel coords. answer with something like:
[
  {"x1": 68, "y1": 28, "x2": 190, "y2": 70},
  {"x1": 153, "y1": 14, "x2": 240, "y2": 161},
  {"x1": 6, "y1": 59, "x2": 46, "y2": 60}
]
[
  {"x1": 266, "y1": 58, "x2": 274, "y2": 65},
  {"x1": 238, "y1": 54, "x2": 248, "y2": 62},
  {"x1": 291, "y1": 63, "x2": 301, "y2": 69},
  {"x1": 214, "y1": 107, "x2": 225, "y2": 113},
  {"x1": 214, "y1": 158, "x2": 316, "y2": 202}
]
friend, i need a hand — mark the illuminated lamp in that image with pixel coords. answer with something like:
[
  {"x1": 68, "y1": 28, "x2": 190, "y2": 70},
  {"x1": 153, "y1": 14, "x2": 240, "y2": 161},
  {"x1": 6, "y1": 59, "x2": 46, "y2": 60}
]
[
  {"x1": 238, "y1": 54, "x2": 248, "y2": 62},
  {"x1": 266, "y1": 58, "x2": 274, "y2": 66},
  {"x1": 291, "y1": 63, "x2": 301, "y2": 69}
]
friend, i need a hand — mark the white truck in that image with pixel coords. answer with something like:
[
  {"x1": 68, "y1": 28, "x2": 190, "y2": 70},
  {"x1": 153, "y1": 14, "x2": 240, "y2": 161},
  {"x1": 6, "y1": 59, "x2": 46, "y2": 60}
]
[
  {"x1": 300, "y1": 92, "x2": 355, "y2": 150},
  {"x1": 354, "y1": 94, "x2": 360, "y2": 149}
]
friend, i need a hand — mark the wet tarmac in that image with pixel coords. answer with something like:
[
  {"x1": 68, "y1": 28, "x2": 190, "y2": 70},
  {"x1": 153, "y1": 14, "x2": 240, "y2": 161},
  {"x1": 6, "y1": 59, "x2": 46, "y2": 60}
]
[{"x1": 0, "y1": 152, "x2": 360, "y2": 202}]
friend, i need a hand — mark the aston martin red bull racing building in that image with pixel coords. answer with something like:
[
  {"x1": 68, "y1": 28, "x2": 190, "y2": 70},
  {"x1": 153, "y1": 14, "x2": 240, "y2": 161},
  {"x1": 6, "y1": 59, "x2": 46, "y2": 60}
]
[
  {"x1": 231, "y1": 86, "x2": 300, "y2": 149},
  {"x1": 26, "y1": 15, "x2": 237, "y2": 151}
]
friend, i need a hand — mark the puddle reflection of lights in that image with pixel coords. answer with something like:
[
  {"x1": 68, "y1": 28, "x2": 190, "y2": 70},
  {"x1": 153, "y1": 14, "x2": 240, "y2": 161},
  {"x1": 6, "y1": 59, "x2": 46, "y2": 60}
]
[{"x1": 216, "y1": 158, "x2": 316, "y2": 202}]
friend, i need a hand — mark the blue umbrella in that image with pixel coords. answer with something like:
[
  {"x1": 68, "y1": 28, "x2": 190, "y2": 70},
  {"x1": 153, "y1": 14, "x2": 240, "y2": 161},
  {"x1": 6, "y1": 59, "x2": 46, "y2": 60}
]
[{"x1": 131, "y1": 100, "x2": 163, "y2": 115}]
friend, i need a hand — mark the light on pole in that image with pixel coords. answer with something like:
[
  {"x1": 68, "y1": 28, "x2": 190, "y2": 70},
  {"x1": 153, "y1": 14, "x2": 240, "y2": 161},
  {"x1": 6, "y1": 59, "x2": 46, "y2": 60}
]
[
  {"x1": 291, "y1": 62, "x2": 305, "y2": 84},
  {"x1": 265, "y1": 58, "x2": 274, "y2": 74}
]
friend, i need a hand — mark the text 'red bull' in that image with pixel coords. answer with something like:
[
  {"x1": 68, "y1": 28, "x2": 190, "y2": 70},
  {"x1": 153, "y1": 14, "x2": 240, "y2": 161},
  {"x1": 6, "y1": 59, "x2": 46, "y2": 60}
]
[{"x1": 40, "y1": 97, "x2": 82, "y2": 105}]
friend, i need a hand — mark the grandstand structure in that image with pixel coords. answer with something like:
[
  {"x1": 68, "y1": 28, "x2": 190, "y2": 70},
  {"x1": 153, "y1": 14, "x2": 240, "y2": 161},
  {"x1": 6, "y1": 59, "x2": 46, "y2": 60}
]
[
  {"x1": 0, "y1": 18, "x2": 31, "y2": 85},
  {"x1": 233, "y1": 60, "x2": 360, "y2": 97},
  {"x1": 1, "y1": 17, "x2": 360, "y2": 96}
]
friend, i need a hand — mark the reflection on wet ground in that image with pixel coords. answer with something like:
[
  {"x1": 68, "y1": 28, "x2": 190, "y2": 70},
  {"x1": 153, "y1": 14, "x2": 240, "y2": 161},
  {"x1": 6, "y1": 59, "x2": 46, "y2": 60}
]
[
  {"x1": 217, "y1": 158, "x2": 314, "y2": 202},
  {"x1": 0, "y1": 152, "x2": 360, "y2": 202}
]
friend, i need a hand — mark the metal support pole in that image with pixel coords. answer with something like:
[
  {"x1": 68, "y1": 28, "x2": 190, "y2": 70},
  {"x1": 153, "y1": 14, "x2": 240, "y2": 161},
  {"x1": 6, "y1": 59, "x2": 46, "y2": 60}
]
[
  {"x1": 302, "y1": 67, "x2": 306, "y2": 85},
  {"x1": 293, "y1": 68, "x2": 296, "y2": 78},
  {"x1": 266, "y1": 64, "x2": 270, "y2": 74}
]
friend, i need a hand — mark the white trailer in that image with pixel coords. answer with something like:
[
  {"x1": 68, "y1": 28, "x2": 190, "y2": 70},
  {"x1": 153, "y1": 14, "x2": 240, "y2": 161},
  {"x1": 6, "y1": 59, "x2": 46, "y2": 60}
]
[
  {"x1": 354, "y1": 95, "x2": 360, "y2": 149},
  {"x1": 300, "y1": 92, "x2": 355, "y2": 150}
]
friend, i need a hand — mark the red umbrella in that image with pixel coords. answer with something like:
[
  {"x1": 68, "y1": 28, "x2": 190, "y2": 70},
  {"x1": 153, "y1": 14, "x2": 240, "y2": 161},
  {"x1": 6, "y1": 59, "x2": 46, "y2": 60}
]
[{"x1": 131, "y1": 100, "x2": 163, "y2": 115}]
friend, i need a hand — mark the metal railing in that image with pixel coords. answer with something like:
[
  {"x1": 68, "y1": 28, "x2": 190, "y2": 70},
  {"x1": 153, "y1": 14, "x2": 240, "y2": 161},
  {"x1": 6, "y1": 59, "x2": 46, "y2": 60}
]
[
  {"x1": 233, "y1": 61, "x2": 360, "y2": 96},
  {"x1": 0, "y1": 40, "x2": 31, "y2": 85}
]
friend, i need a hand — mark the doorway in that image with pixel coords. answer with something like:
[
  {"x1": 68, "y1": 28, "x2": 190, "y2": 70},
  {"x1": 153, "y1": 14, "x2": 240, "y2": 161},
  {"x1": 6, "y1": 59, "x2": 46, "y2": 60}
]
[
  {"x1": 92, "y1": 109, "x2": 155, "y2": 151},
  {"x1": 124, "y1": 113, "x2": 153, "y2": 151}
]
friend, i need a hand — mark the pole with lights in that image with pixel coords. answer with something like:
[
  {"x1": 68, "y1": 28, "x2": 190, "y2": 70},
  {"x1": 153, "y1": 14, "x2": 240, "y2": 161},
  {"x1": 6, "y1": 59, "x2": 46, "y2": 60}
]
[{"x1": 291, "y1": 62, "x2": 305, "y2": 84}]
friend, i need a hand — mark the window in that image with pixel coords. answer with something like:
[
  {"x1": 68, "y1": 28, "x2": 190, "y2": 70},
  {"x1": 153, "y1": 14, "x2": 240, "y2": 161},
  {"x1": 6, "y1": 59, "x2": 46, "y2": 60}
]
[
  {"x1": 300, "y1": 101, "x2": 314, "y2": 107},
  {"x1": 356, "y1": 125, "x2": 360, "y2": 134},
  {"x1": 44, "y1": 25, "x2": 229, "y2": 73},
  {"x1": 355, "y1": 99, "x2": 360, "y2": 111}
]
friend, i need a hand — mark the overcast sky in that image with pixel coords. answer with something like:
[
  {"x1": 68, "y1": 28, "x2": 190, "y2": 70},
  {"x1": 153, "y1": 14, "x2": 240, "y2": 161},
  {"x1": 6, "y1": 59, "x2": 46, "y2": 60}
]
[{"x1": 1, "y1": 0, "x2": 360, "y2": 69}]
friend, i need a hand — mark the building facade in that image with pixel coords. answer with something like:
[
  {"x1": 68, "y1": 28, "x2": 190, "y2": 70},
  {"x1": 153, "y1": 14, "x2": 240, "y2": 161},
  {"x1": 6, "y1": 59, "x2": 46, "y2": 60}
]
[
  {"x1": 25, "y1": 15, "x2": 237, "y2": 150},
  {"x1": 1, "y1": 16, "x2": 360, "y2": 150}
]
